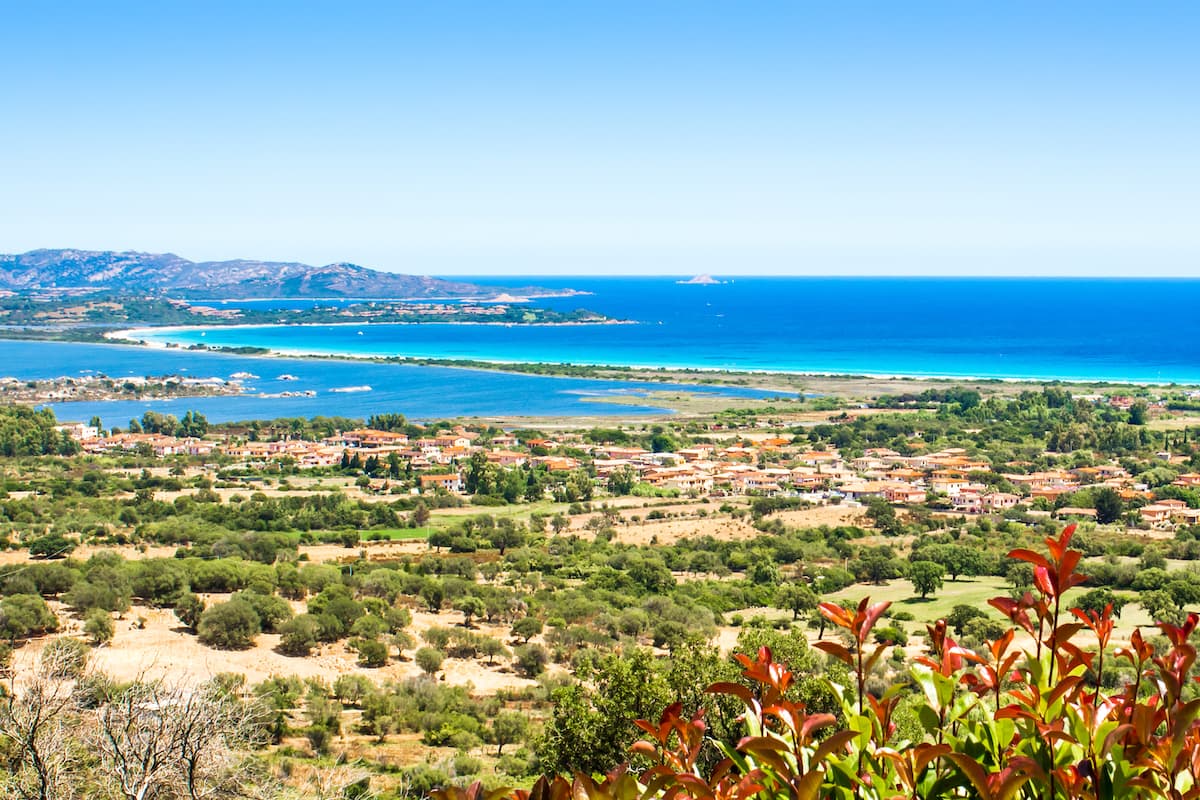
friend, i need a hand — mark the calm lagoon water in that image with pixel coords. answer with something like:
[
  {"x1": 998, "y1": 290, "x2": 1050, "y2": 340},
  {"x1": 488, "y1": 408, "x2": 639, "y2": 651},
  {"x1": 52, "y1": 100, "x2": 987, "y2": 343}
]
[{"x1": 11, "y1": 341, "x2": 784, "y2": 427}]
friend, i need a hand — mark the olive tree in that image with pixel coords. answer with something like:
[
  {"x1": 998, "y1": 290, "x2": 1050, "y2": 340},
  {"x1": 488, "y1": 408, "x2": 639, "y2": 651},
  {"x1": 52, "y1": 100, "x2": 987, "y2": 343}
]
[{"x1": 196, "y1": 599, "x2": 261, "y2": 650}]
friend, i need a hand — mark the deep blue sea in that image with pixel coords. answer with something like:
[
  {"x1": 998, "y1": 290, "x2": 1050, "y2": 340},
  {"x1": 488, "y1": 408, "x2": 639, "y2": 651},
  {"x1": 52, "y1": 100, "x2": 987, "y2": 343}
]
[
  {"x1": 17, "y1": 277, "x2": 1200, "y2": 426},
  {"x1": 14, "y1": 342, "x2": 784, "y2": 427},
  {"x1": 140, "y1": 277, "x2": 1200, "y2": 383}
]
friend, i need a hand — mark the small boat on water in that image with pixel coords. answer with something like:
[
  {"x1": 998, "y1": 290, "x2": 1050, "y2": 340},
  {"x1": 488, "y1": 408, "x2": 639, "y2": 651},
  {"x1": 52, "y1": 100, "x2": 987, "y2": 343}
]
[
  {"x1": 276, "y1": 374, "x2": 299, "y2": 381},
  {"x1": 330, "y1": 385, "x2": 372, "y2": 393}
]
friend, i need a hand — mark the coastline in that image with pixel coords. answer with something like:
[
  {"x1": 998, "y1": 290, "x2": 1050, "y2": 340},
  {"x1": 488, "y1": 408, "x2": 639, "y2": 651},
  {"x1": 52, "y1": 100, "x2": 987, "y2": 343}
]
[
  {"x1": 105, "y1": 317, "x2": 633, "y2": 340},
  {"x1": 195, "y1": 289, "x2": 594, "y2": 303},
  {"x1": 99, "y1": 326, "x2": 1200, "y2": 392}
]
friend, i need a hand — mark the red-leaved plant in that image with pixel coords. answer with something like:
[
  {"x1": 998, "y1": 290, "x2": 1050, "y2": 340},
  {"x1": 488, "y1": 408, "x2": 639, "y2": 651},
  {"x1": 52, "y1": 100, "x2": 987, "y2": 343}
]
[{"x1": 435, "y1": 525, "x2": 1200, "y2": 800}]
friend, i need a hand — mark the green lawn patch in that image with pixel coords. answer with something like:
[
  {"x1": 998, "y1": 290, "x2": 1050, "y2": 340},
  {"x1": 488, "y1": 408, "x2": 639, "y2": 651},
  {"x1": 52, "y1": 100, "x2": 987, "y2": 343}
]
[{"x1": 362, "y1": 528, "x2": 430, "y2": 541}]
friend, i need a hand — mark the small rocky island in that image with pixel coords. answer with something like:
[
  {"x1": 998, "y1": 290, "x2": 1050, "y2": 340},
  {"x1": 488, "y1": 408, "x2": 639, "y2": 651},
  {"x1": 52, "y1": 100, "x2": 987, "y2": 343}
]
[{"x1": 0, "y1": 374, "x2": 247, "y2": 403}]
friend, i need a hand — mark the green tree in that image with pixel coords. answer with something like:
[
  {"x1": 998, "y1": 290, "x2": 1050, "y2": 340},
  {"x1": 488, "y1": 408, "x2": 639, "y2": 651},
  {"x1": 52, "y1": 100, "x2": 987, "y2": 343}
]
[
  {"x1": 512, "y1": 616, "x2": 543, "y2": 643},
  {"x1": 196, "y1": 599, "x2": 261, "y2": 650},
  {"x1": 648, "y1": 426, "x2": 676, "y2": 453},
  {"x1": 479, "y1": 636, "x2": 510, "y2": 665},
  {"x1": 908, "y1": 560, "x2": 945, "y2": 599},
  {"x1": 492, "y1": 711, "x2": 529, "y2": 756},
  {"x1": 1093, "y1": 487, "x2": 1124, "y2": 524},
  {"x1": 566, "y1": 470, "x2": 594, "y2": 502},
  {"x1": 1073, "y1": 587, "x2": 1128, "y2": 618},
  {"x1": 922, "y1": 544, "x2": 989, "y2": 581},
  {"x1": 852, "y1": 546, "x2": 903, "y2": 584},
  {"x1": 354, "y1": 638, "x2": 388, "y2": 668},
  {"x1": 606, "y1": 466, "x2": 638, "y2": 496},
  {"x1": 1140, "y1": 588, "x2": 1184, "y2": 625},
  {"x1": 231, "y1": 591, "x2": 292, "y2": 632},
  {"x1": 488, "y1": 522, "x2": 525, "y2": 556},
  {"x1": 415, "y1": 646, "x2": 444, "y2": 676},
  {"x1": 278, "y1": 614, "x2": 321, "y2": 656},
  {"x1": 774, "y1": 583, "x2": 818, "y2": 620},
  {"x1": 420, "y1": 580, "x2": 445, "y2": 612},
  {"x1": 456, "y1": 596, "x2": 487, "y2": 629},
  {"x1": 1167, "y1": 578, "x2": 1200, "y2": 609},
  {"x1": 27, "y1": 534, "x2": 75, "y2": 560},
  {"x1": 0, "y1": 594, "x2": 58, "y2": 643},
  {"x1": 539, "y1": 648, "x2": 668, "y2": 775},
  {"x1": 465, "y1": 452, "x2": 493, "y2": 495},
  {"x1": 946, "y1": 604, "x2": 988, "y2": 636},
  {"x1": 864, "y1": 497, "x2": 902, "y2": 536},
  {"x1": 332, "y1": 674, "x2": 374, "y2": 706}
]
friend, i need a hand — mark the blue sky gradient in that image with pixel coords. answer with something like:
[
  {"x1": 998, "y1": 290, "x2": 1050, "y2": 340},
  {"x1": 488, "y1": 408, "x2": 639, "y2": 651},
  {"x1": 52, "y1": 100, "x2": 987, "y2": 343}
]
[{"x1": 2, "y1": 1, "x2": 1198, "y2": 275}]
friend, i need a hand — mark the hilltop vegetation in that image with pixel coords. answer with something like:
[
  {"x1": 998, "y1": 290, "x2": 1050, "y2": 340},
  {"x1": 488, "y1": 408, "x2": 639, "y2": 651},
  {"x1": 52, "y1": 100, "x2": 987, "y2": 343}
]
[
  {"x1": 3, "y1": 382, "x2": 1200, "y2": 796},
  {"x1": 0, "y1": 248, "x2": 577, "y2": 300}
]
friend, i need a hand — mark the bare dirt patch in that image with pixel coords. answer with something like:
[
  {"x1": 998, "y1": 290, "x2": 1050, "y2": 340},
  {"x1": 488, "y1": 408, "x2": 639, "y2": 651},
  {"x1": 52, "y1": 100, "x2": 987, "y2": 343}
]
[
  {"x1": 773, "y1": 504, "x2": 867, "y2": 529},
  {"x1": 12, "y1": 599, "x2": 550, "y2": 694}
]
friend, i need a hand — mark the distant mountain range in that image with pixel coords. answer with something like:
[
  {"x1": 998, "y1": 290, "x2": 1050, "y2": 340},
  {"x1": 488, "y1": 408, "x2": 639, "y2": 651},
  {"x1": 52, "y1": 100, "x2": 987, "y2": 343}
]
[{"x1": 0, "y1": 249, "x2": 575, "y2": 300}]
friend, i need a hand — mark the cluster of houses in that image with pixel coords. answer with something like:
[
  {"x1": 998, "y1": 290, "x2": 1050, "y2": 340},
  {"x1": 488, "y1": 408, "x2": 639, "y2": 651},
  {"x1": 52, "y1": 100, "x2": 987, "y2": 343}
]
[{"x1": 49, "y1": 421, "x2": 1200, "y2": 528}]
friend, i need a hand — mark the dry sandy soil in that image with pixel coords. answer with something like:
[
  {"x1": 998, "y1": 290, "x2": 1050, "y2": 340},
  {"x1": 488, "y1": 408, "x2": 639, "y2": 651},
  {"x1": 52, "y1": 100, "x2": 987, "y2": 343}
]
[
  {"x1": 13, "y1": 599, "x2": 549, "y2": 693},
  {"x1": 575, "y1": 502, "x2": 866, "y2": 546},
  {"x1": 3, "y1": 492, "x2": 869, "y2": 696}
]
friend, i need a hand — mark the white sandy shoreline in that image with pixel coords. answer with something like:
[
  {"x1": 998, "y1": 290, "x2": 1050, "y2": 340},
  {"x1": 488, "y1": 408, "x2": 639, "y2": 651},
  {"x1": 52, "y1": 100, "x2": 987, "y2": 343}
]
[{"x1": 96, "y1": 326, "x2": 1195, "y2": 389}]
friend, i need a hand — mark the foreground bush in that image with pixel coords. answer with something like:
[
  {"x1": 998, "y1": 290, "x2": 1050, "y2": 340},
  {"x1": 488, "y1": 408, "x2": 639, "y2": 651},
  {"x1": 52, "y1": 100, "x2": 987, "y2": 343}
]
[{"x1": 437, "y1": 525, "x2": 1200, "y2": 799}]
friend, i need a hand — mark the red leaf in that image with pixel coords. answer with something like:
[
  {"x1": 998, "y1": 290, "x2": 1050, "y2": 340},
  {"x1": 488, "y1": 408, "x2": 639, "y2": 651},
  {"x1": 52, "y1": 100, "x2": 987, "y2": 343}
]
[
  {"x1": 1007, "y1": 548, "x2": 1049, "y2": 569},
  {"x1": 818, "y1": 602, "x2": 853, "y2": 629},
  {"x1": 859, "y1": 600, "x2": 892, "y2": 644},
  {"x1": 813, "y1": 640, "x2": 853, "y2": 666},
  {"x1": 707, "y1": 682, "x2": 754, "y2": 705}
]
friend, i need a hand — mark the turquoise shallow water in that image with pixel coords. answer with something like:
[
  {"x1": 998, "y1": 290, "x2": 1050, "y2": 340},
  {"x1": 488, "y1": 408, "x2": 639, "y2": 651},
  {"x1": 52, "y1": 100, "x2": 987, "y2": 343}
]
[
  {"x1": 19, "y1": 276, "x2": 1200, "y2": 426},
  {"x1": 146, "y1": 276, "x2": 1200, "y2": 383}
]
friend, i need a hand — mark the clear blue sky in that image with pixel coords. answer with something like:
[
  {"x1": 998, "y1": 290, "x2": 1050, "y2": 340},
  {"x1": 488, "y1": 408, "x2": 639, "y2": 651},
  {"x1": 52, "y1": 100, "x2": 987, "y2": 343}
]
[{"x1": 2, "y1": 1, "x2": 1197, "y2": 275}]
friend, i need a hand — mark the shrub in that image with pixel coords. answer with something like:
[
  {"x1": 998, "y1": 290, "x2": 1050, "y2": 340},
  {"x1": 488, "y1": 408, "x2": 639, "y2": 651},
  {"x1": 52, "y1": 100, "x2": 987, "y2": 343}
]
[
  {"x1": 83, "y1": 608, "x2": 115, "y2": 645},
  {"x1": 0, "y1": 593, "x2": 58, "y2": 642},
  {"x1": 231, "y1": 591, "x2": 293, "y2": 632},
  {"x1": 304, "y1": 725, "x2": 332, "y2": 755},
  {"x1": 173, "y1": 592, "x2": 205, "y2": 631},
  {"x1": 452, "y1": 753, "x2": 482, "y2": 776},
  {"x1": 415, "y1": 646, "x2": 444, "y2": 676},
  {"x1": 278, "y1": 614, "x2": 322, "y2": 656},
  {"x1": 28, "y1": 534, "x2": 75, "y2": 559},
  {"x1": 41, "y1": 636, "x2": 89, "y2": 678},
  {"x1": 513, "y1": 643, "x2": 549, "y2": 677},
  {"x1": 872, "y1": 624, "x2": 908, "y2": 646},
  {"x1": 354, "y1": 638, "x2": 388, "y2": 668},
  {"x1": 197, "y1": 598, "x2": 261, "y2": 650},
  {"x1": 434, "y1": 524, "x2": 1200, "y2": 800},
  {"x1": 398, "y1": 765, "x2": 450, "y2": 799}
]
